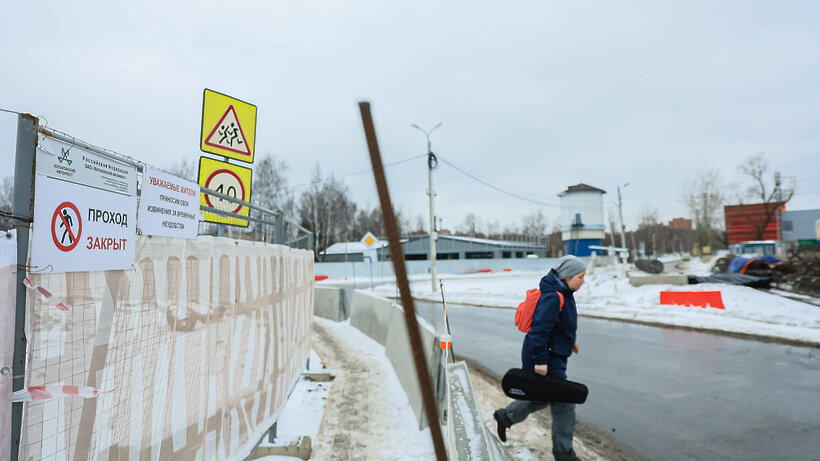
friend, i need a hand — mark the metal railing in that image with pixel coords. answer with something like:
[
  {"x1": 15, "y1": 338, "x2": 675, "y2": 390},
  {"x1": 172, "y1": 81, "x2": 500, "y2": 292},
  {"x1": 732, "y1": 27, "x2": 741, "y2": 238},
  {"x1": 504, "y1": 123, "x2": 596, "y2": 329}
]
[{"x1": 38, "y1": 123, "x2": 313, "y2": 249}]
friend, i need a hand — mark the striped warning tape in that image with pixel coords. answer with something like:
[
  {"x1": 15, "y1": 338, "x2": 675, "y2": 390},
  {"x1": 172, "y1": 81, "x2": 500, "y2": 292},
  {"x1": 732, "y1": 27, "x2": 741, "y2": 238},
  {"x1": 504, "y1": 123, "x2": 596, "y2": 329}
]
[
  {"x1": 12, "y1": 385, "x2": 100, "y2": 402},
  {"x1": 23, "y1": 277, "x2": 69, "y2": 311}
]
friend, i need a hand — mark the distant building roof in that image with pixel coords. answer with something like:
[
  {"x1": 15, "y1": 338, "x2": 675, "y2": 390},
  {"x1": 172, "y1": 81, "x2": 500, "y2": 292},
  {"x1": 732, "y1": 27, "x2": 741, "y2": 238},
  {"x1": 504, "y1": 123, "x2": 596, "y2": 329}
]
[
  {"x1": 558, "y1": 183, "x2": 606, "y2": 196},
  {"x1": 408, "y1": 234, "x2": 546, "y2": 248},
  {"x1": 321, "y1": 240, "x2": 389, "y2": 255}
]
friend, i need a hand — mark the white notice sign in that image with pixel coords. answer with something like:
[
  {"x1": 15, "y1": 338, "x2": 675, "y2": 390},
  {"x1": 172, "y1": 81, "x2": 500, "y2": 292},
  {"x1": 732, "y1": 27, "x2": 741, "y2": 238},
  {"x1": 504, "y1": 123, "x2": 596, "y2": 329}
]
[
  {"x1": 37, "y1": 135, "x2": 137, "y2": 196},
  {"x1": 31, "y1": 175, "x2": 137, "y2": 273},
  {"x1": 138, "y1": 167, "x2": 200, "y2": 238}
]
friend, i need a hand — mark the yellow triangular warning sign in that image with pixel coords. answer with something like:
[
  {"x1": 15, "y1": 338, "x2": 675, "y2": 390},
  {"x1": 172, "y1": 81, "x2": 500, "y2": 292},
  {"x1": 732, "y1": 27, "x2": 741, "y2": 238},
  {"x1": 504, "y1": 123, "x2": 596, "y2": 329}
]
[{"x1": 204, "y1": 105, "x2": 251, "y2": 156}]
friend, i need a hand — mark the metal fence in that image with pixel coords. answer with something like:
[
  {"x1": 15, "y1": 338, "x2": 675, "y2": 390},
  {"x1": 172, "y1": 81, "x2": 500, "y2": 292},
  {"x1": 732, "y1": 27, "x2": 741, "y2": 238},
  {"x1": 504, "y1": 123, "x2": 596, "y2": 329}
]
[
  {"x1": 4, "y1": 113, "x2": 314, "y2": 461},
  {"x1": 37, "y1": 124, "x2": 313, "y2": 250}
]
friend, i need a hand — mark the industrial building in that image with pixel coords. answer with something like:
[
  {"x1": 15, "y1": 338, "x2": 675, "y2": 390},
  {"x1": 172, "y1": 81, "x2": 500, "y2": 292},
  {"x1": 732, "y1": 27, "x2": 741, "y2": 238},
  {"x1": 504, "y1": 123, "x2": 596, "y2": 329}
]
[
  {"x1": 320, "y1": 240, "x2": 389, "y2": 262},
  {"x1": 780, "y1": 209, "x2": 820, "y2": 242},
  {"x1": 724, "y1": 202, "x2": 786, "y2": 244},
  {"x1": 402, "y1": 234, "x2": 547, "y2": 260},
  {"x1": 558, "y1": 183, "x2": 606, "y2": 256},
  {"x1": 321, "y1": 234, "x2": 547, "y2": 261}
]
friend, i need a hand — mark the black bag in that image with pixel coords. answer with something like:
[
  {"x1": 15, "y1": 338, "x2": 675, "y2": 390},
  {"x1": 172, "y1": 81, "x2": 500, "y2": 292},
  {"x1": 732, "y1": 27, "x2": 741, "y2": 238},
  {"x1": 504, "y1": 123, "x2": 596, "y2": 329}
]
[{"x1": 502, "y1": 368, "x2": 588, "y2": 404}]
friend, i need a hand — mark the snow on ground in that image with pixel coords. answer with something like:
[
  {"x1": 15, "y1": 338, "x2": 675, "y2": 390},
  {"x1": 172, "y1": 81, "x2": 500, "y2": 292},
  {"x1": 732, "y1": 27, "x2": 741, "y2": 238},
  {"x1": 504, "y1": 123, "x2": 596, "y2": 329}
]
[
  {"x1": 265, "y1": 318, "x2": 611, "y2": 461},
  {"x1": 255, "y1": 319, "x2": 438, "y2": 460},
  {"x1": 365, "y1": 260, "x2": 820, "y2": 346},
  {"x1": 308, "y1": 317, "x2": 437, "y2": 460},
  {"x1": 266, "y1": 257, "x2": 817, "y2": 461},
  {"x1": 253, "y1": 349, "x2": 330, "y2": 461}
]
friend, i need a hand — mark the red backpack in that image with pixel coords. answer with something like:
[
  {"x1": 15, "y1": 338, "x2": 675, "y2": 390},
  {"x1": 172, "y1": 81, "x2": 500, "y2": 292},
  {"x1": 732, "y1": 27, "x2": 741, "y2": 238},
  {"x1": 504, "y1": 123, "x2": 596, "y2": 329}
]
[{"x1": 515, "y1": 289, "x2": 564, "y2": 333}]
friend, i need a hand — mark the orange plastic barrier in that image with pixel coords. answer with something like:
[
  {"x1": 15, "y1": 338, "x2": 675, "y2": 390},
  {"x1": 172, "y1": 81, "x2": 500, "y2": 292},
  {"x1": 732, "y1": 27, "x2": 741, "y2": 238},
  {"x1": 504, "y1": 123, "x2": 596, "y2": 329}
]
[
  {"x1": 660, "y1": 291, "x2": 725, "y2": 309},
  {"x1": 476, "y1": 269, "x2": 492, "y2": 273},
  {"x1": 315, "y1": 275, "x2": 329, "y2": 281},
  {"x1": 503, "y1": 268, "x2": 512, "y2": 272}
]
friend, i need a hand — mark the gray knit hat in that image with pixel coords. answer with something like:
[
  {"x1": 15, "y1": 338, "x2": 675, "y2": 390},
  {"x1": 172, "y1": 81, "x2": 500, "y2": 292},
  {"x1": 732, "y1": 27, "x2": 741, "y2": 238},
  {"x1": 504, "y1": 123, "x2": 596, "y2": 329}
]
[{"x1": 554, "y1": 255, "x2": 586, "y2": 279}]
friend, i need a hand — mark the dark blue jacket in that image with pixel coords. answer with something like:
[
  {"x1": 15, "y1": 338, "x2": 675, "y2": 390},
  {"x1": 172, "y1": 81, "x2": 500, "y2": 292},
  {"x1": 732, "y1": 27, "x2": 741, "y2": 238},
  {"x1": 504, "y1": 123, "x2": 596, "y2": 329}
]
[{"x1": 521, "y1": 269, "x2": 578, "y2": 378}]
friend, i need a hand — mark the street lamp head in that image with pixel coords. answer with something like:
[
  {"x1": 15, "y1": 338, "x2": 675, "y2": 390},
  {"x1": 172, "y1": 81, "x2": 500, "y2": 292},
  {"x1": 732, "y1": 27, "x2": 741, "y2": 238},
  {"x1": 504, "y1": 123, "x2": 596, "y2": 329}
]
[{"x1": 411, "y1": 123, "x2": 443, "y2": 137}]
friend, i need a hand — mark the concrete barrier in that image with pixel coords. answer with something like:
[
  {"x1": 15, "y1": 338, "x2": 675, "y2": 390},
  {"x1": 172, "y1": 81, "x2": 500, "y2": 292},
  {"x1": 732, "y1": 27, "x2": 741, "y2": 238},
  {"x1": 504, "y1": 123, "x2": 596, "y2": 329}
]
[
  {"x1": 313, "y1": 286, "x2": 348, "y2": 321},
  {"x1": 349, "y1": 290, "x2": 395, "y2": 346},
  {"x1": 341, "y1": 291, "x2": 511, "y2": 456},
  {"x1": 383, "y1": 305, "x2": 442, "y2": 429},
  {"x1": 447, "y1": 361, "x2": 512, "y2": 460},
  {"x1": 629, "y1": 274, "x2": 689, "y2": 286},
  {"x1": 348, "y1": 291, "x2": 445, "y2": 429}
]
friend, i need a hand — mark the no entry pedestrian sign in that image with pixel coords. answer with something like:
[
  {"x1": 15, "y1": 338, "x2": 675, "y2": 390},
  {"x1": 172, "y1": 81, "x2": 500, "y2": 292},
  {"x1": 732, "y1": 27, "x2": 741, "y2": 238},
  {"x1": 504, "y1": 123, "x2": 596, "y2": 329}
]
[
  {"x1": 51, "y1": 202, "x2": 82, "y2": 251},
  {"x1": 31, "y1": 175, "x2": 137, "y2": 273}
]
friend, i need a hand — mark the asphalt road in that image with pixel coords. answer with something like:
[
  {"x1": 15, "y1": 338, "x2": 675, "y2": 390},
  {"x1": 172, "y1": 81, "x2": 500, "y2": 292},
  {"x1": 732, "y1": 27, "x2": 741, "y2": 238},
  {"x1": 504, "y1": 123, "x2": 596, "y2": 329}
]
[{"x1": 413, "y1": 300, "x2": 820, "y2": 461}]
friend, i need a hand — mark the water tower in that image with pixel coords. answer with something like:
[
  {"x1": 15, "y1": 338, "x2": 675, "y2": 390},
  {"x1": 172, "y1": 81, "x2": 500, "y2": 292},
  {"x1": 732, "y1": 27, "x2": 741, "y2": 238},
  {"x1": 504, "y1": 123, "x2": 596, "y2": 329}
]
[{"x1": 558, "y1": 183, "x2": 606, "y2": 256}]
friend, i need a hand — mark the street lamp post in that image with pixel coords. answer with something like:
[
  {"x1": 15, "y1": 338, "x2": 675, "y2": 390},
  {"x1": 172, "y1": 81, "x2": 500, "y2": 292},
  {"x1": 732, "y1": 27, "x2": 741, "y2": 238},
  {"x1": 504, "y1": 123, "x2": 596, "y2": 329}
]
[
  {"x1": 412, "y1": 123, "x2": 442, "y2": 292},
  {"x1": 617, "y1": 182, "x2": 630, "y2": 258}
]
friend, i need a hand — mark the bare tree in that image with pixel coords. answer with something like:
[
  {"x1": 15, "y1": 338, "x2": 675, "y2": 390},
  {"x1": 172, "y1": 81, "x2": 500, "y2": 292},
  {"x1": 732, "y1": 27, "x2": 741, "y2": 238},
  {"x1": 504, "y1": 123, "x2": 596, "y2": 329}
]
[
  {"x1": 457, "y1": 213, "x2": 480, "y2": 237},
  {"x1": 297, "y1": 166, "x2": 357, "y2": 260},
  {"x1": 486, "y1": 220, "x2": 501, "y2": 239},
  {"x1": 354, "y1": 207, "x2": 383, "y2": 238},
  {"x1": 165, "y1": 158, "x2": 198, "y2": 182},
  {"x1": 502, "y1": 222, "x2": 520, "y2": 237},
  {"x1": 254, "y1": 154, "x2": 295, "y2": 219},
  {"x1": 736, "y1": 153, "x2": 795, "y2": 240},
  {"x1": 521, "y1": 209, "x2": 548, "y2": 237},
  {"x1": 607, "y1": 208, "x2": 620, "y2": 247},
  {"x1": 683, "y1": 168, "x2": 725, "y2": 248},
  {"x1": 635, "y1": 204, "x2": 665, "y2": 257},
  {"x1": 638, "y1": 203, "x2": 659, "y2": 228}
]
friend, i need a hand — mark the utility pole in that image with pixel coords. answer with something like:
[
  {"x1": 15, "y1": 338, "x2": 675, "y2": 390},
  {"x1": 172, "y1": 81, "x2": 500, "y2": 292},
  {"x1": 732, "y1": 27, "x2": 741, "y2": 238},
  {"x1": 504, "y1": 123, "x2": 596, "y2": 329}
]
[
  {"x1": 617, "y1": 183, "x2": 630, "y2": 256},
  {"x1": 412, "y1": 123, "x2": 442, "y2": 292}
]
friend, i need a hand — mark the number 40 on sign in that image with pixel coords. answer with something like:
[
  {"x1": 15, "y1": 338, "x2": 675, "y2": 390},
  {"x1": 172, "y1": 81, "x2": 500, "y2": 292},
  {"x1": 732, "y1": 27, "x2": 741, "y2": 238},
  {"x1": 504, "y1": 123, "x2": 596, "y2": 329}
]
[{"x1": 197, "y1": 156, "x2": 253, "y2": 227}]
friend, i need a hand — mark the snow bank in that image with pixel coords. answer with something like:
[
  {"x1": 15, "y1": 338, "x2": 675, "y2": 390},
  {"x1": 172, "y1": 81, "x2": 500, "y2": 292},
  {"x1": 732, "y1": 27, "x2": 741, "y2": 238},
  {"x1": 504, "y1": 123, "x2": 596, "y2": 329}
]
[{"x1": 368, "y1": 267, "x2": 820, "y2": 346}]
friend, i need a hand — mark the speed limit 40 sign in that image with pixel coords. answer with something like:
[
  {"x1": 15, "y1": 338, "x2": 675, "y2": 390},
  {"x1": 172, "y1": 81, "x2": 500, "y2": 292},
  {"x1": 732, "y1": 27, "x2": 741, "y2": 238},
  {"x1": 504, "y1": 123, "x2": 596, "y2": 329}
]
[{"x1": 197, "y1": 156, "x2": 253, "y2": 227}]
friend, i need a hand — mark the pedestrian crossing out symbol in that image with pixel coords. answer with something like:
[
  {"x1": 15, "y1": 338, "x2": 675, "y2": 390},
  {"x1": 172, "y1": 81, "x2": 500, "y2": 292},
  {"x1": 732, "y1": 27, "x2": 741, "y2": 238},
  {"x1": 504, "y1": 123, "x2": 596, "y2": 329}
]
[{"x1": 51, "y1": 201, "x2": 82, "y2": 252}]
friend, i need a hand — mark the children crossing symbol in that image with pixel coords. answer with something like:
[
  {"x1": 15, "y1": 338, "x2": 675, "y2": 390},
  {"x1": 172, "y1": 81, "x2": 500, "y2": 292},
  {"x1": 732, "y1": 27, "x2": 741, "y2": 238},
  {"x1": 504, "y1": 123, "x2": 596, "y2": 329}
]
[
  {"x1": 51, "y1": 201, "x2": 82, "y2": 252},
  {"x1": 204, "y1": 105, "x2": 251, "y2": 157}
]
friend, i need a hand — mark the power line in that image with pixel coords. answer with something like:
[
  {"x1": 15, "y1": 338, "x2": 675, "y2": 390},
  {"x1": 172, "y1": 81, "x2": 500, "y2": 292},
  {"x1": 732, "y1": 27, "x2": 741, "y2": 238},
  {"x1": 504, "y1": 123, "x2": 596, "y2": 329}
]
[
  {"x1": 285, "y1": 154, "x2": 427, "y2": 192},
  {"x1": 777, "y1": 152, "x2": 820, "y2": 169},
  {"x1": 436, "y1": 155, "x2": 561, "y2": 208}
]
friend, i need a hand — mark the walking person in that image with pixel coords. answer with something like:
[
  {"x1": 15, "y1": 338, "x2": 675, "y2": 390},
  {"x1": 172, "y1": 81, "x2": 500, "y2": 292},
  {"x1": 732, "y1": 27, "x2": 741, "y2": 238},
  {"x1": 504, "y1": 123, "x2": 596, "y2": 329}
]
[{"x1": 494, "y1": 255, "x2": 587, "y2": 461}]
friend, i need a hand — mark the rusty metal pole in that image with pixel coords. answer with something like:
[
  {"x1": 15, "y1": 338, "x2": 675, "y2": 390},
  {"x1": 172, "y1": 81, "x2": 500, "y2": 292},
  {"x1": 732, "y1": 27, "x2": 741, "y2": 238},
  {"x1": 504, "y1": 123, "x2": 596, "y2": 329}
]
[
  {"x1": 12, "y1": 114, "x2": 38, "y2": 461},
  {"x1": 359, "y1": 102, "x2": 448, "y2": 461}
]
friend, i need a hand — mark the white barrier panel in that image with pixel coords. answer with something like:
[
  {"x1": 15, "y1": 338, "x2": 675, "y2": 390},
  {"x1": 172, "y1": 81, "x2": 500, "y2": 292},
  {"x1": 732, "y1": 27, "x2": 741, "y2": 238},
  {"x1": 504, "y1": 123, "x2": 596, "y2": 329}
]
[
  {"x1": 19, "y1": 235, "x2": 313, "y2": 461},
  {"x1": 1, "y1": 230, "x2": 17, "y2": 461}
]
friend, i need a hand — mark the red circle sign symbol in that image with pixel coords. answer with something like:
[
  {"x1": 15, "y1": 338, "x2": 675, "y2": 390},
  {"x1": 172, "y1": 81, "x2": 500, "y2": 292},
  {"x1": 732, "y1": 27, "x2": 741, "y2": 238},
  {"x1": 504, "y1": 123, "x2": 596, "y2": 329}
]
[
  {"x1": 204, "y1": 168, "x2": 246, "y2": 213},
  {"x1": 51, "y1": 201, "x2": 82, "y2": 252}
]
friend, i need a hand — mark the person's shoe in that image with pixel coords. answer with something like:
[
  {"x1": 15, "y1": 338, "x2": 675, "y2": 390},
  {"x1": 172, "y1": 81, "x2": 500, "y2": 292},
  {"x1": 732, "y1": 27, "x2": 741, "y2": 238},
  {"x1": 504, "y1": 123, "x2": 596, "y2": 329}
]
[
  {"x1": 553, "y1": 448, "x2": 581, "y2": 461},
  {"x1": 493, "y1": 409, "x2": 509, "y2": 442}
]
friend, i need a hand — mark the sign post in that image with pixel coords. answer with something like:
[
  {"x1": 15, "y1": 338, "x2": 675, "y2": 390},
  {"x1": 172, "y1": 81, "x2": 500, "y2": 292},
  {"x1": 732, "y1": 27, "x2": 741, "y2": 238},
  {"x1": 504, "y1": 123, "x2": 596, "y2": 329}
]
[{"x1": 361, "y1": 232, "x2": 380, "y2": 289}]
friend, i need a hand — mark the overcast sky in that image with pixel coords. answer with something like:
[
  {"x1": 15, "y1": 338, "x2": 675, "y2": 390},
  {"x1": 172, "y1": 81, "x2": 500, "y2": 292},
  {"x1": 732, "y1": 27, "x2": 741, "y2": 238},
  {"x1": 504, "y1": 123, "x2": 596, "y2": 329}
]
[{"x1": 2, "y1": 0, "x2": 819, "y2": 235}]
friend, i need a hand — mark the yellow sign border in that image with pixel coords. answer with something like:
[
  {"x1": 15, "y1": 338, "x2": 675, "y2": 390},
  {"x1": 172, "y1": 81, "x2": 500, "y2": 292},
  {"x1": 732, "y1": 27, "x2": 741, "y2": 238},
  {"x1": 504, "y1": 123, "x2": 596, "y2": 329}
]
[
  {"x1": 197, "y1": 156, "x2": 253, "y2": 227},
  {"x1": 200, "y1": 89, "x2": 257, "y2": 163}
]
